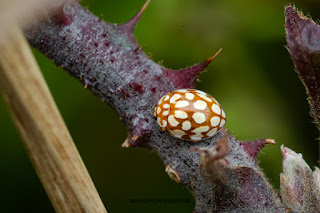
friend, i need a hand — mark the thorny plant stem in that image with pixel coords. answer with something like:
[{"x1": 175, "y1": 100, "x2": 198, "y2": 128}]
[{"x1": 24, "y1": 1, "x2": 285, "y2": 212}]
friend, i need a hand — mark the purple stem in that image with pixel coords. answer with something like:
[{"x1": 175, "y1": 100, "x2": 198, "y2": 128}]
[{"x1": 24, "y1": 1, "x2": 284, "y2": 212}]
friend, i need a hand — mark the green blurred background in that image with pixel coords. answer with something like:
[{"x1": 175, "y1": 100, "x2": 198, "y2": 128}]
[{"x1": 1, "y1": 0, "x2": 320, "y2": 212}]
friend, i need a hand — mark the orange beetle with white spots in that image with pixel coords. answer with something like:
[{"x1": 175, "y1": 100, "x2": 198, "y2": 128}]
[{"x1": 153, "y1": 89, "x2": 226, "y2": 142}]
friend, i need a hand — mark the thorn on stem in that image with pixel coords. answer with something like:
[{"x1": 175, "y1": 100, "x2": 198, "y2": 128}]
[
  {"x1": 118, "y1": 0, "x2": 151, "y2": 44},
  {"x1": 162, "y1": 48, "x2": 222, "y2": 89},
  {"x1": 122, "y1": 136, "x2": 133, "y2": 148},
  {"x1": 99, "y1": 13, "x2": 103, "y2": 21},
  {"x1": 121, "y1": 0, "x2": 151, "y2": 32},
  {"x1": 121, "y1": 134, "x2": 144, "y2": 147},
  {"x1": 240, "y1": 138, "x2": 275, "y2": 160},
  {"x1": 206, "y1": 48, "x2": 222, "y2": 64}
]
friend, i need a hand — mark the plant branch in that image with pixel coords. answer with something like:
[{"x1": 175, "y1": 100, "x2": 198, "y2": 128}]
[
  {"x1": 285, "y1": 6, "x2": 320, "y2": 164},
  {"x1": 0, "y1": 26, "x2": 107, "y2": 213},
  {"x1": 24, "y1": 1, "x2": 286, "y2": 212}
]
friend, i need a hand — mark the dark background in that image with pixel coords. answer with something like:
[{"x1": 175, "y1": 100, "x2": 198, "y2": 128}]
[{"x1": 1, "y1": 0, "x2": 320, "y2": 212}]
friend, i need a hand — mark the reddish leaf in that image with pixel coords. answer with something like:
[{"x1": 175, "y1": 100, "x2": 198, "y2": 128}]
[
  {"x1": 285, "y1": 6, "x2": 320, "y2": 128},
  {"x1": 280, "y1": 145, "x2": 320, "y2": 212}
]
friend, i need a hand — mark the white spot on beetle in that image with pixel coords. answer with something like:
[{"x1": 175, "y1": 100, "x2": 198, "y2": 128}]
[
  {"x1": 162, "y1": 110, "x2": 169, "y2": 116},
  {"x1": 193, "y1": 100, "x2": 207, "y2": 110},
  {"x1": 207, "y1": 128, "x2": 217, "y2": 137},
  {"x1": 175, "y1": 100, "x2": 189, "y2": 108},
  {"x1": 157, "y1": 117, "x2": 161, "y2": 126},
  {"x1": 222, "y1": 110, "x2": 226, "y2": 118},
  {"x1": 212, "y1": 97, "x2": 219, "y2": 104},
  {"x1": 210, "y1": 116, "x2": 220, "y2": 127},
  {"x1": 185, "y1": 93, "x2": 194, "y2": 100},
  {"x1": 162, "y1": 120, "x2": 167, "y2": 127},
  {"x1": 170, "y1": 94, "x2": 181, "y2": 103},
  {"x1": 164, "y1": 95, "x2": 170, "y2": 101},
  {"x1": 168, "y1": 115, "x2": 179, "y2": 126},
  {"x1": 157, "y1": 106, "x2": 161, "y2": 114},
  {"x1": 192, "y1": 126, "x2": 209, "y2": 134},
  {"x1": 182, "y1": 121, "x2": 191, "y2": 130},
  {"x1": 174, "y1": 110, "x2": 188, "y2": 119},
  {"x1": 211, "y1": 104, "x2": 221, "y2": 115},
  {"x1": 176, "y1": 89, "x2": 189, "y2": 93},
  {"x1": 170, "y1": 129, "x2": 186, "y2": 138},
  {"x1": 158, "y1": 96, "x2": 165, "y2": 105},
  {"x1": 192, "y1": 112, "x2": 206, "y2": 124},
  {"x1": 197, "y1": 93, "x2": 212, "y2": 102},
  {"x1": 195, "y1": 90, "x2": 207, "y2": 95},
  {"x1": 220, "y1": 119, "x2": 226, "y2": 128},
  {"x1": 190, "y1": 134, "x2": 203, "y2": 141},
  {"x1": 163, "y1": 103, "x2": 170, "y2": 109}
]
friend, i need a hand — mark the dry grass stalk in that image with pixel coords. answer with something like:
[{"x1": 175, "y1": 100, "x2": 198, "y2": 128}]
[{"x1": 0, "y1": 27, "x2": 107, "y2": 213}]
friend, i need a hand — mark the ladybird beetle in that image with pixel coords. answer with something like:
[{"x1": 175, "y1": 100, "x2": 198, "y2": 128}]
[{"x1": 153, "y1": 89, "x2": 226, "y2": 142}]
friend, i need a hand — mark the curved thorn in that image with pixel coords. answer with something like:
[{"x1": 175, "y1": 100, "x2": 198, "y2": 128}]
[
  {"x1": 122, "y1": 136, "x2": 131, "y2": 148},
  {"x1": 185, "y1": 48, "x2": 222, "y2": 75},
  {"x1": 121, "y1": 0, "x2": 151, "y2": 32},
  {"x1": 206, "y1": 48, "x2": 222, "y2": 64},
  {"x1": 121, "y1": 135, "x2": 142, "y2": 147},
  {"x1": 240, "y1": 139, "x2": 275, "y2": 160},
  {"x1": 162, "y1": 48, "x2": 222, "y2": 89}
]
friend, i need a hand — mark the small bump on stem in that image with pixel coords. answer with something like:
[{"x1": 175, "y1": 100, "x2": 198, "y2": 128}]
[{"x1": 165, "y1": 165, "x2": 181, "y2": 183}]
